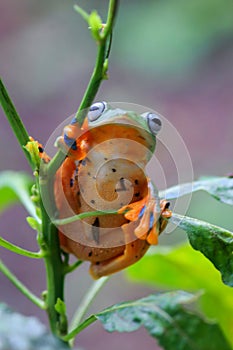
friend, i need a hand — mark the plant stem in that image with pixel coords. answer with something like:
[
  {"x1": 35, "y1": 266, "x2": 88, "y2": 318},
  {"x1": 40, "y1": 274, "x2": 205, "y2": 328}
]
[
  {"x1": 40, "y1": 197, "x2": 66, "y2": 336},
  {"x1": 103, "y1": 0, "x2": 119, "y2": 38},
  {"x1": 46, "y1": 150, "x2": 66, "y2": 180},
  {"x1": 63, "y1": 259, "x2": 83, "y2": 274},
  {"x1": 0, "y1": 258, "x2": 45, "y2": 309},
  {"x1": 63, "y1": 315, "x2": 97, "y2": 342},
  {"x1": 69, "y1": 277, "x2": 109, "y2": 337},
  {"x1": 0, "y1": 236, "x2": 44, "y2": 258},
  {"x1": 0, "y1": 78, "x2": 32, "y2": 168},
  {"x1": 74, "y1": 43, "x2": 106, "y2": 125},
  {"x1": 74, "y1": 0, "x2": 118, "y2": 126},
  {"x1": 53, "y1": 209, "x2": 121, "y2": 225}
]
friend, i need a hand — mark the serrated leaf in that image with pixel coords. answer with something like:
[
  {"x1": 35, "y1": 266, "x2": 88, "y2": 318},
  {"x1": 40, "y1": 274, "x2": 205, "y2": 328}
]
[
  {"x1": 0, "y1": 171, "x2": 36, "y2": 218},
  {"x1": 126, "y1": 244, "x2": 233, "y2": 347},
  {"x1": 160, "y1": 177, "x2": 233, "y2": 205},
  {"x1": 171, "y1": 213, "x2": 233, "y2": 287},
  {"x1": 0, "y1": 304, "x2": 69, "y2": 350},
  {"x1": 95, "y1": 291, "x2": 231, "y2": 350}
]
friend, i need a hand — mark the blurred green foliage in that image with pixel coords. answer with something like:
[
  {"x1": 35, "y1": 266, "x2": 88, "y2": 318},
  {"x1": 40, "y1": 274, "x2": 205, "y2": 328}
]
[
  {"x1": 115, "y1": 0, "x2": 233, "y2": 78},
  {"x1": 0, "y1": 172, "x2": 34, "y2": 215}
]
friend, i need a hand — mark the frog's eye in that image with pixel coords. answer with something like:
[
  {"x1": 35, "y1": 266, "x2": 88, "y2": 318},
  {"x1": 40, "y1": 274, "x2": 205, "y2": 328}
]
[
  {"x1": 88, "y1": 101, "x2": 107, "y2": 122},
  {"x1": 142, "y1": 112, "x2": 162, "y2": 135}
]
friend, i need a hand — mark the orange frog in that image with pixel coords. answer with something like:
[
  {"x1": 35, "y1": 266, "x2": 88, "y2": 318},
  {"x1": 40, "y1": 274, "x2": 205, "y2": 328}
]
[{"x1": 42, "y1": 102, "x2": 172, "y2": 278}]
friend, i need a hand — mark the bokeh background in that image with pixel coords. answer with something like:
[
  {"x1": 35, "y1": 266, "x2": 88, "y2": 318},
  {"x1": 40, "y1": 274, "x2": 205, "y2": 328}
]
[{"x1": 1, "y1": 1, "x2": 233, "y2": 349}]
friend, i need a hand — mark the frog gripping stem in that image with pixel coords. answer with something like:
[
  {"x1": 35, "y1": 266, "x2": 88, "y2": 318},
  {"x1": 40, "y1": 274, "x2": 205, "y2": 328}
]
[{"x1": 40, "y1": 102, "x2": 173, "y2": 278}]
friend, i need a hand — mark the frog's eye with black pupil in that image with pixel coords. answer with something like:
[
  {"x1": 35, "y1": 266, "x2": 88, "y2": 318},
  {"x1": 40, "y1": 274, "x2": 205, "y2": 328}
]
[
  {"x1": 143, "y1": 112, "x2": 162, "y2": 135},
  {"x1": 88, "y1": 101, "x2": 107, "y2": 122}
]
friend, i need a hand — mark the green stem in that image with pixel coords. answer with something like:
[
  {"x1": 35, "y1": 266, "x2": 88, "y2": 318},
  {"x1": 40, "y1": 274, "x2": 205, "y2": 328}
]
[
  {"x1": 46, "y1": 150, "x2": 66, "y2": 181},
  {"x1": 63, "y1": 259, "x2": 83, "y2": 274},
  {"x1": 53, "y1": 209, "x2": 122, "y2": 226},
  {"x1": 0, "y1": 258, "x2": 45, "y2": 309},
  {"x1": 102, "y1": 0, "x2": 119, "y2": 39},
  {"x1": 63, "y1": 315, "x2": 97, "y2": 342},
  {"x1": 0, "y1": 78, "x2": 32, "y2": 168},
  {"x1": 75, "y1": 0, "x2": 118, "y2": 126},
  {"x1": 74, "y1": 43, "x2": 106, "y2": 125},
  {"x1": 0, "y1": 236, "x2": 44, "y2": 258},
  {"x1": 40, "y1": 200, "x2": 66, "y2": 336},
  {"x1": 69, "y1": 277, "x2": 109, "y2": 335}
]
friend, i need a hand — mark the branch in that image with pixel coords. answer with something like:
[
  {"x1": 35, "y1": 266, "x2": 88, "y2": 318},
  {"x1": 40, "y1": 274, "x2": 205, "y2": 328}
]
[
  {"x1": 53, "y1": 209, "x2": 121, "y2": 226},
  {"x1": 0, "y1": 236, "x2": 44, "y2": 258},
  {"x1": 0, "y1": 259, "x2": 45, "y2": 309},
  {"x1": 62, "y1": 315, "x2": 97, "y2": 342},
  {"x1": 0, "y1": 78, "x2": 33, "y2": 168},
  {"x1": 69, "y1": 277, "x2": 109, "y2": 337}
]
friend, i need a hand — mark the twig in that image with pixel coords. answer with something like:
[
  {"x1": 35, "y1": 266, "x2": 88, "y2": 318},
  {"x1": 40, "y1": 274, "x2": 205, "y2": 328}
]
[{"x1": 0, "y1": 259, "x2": 45, "y2": 309}]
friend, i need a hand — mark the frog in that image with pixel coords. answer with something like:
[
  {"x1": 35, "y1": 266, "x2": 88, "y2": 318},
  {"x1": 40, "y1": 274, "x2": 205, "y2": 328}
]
[{"x1": 39, "y1": 102, "x2": 172, "y2": 279}]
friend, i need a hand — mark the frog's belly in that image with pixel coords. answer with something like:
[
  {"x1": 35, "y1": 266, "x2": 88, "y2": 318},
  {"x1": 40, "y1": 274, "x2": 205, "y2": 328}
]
[
  {"x1": 60, "y1": 216, "x2": 126, "y2": 247},
  {"x1": 78, "y1": 158, "x2": 148, "y2": 212},
  {"x1": 55, "y1": 148, "x2": 148, "y2": 260},
  {"x1": 59, "y1": 227, "x2": 126, "y2": 263}
]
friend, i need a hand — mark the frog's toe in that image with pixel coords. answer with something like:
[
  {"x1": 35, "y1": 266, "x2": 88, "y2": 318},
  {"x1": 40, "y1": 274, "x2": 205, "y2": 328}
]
[
  {"x1": 119, "y1": 198, "x2": 172, "y2": 246},
  {"x1": 55, "y1": 133, "x2": 89, "y2": 160},
  {"x1": 134, "y1": 201, "x2": 160, "y2": 244},
  {"x1": 118, "y1": 197, "x2": 148, "y2": 222}
]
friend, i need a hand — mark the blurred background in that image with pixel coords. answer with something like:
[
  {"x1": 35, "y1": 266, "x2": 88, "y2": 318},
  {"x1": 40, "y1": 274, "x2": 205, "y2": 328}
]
[{"x1": 0, "y1": 0, "x2": 233, "y2": 349}]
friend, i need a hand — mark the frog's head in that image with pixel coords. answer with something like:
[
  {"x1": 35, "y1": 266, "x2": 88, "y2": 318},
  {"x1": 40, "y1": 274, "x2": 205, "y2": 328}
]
[{"x1": 87, "y1": 102, "x2": 162, "y2": 157}]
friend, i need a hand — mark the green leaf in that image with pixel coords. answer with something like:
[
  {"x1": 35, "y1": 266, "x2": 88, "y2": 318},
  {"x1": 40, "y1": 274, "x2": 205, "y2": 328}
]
[
  {"x1": 55, "y1": 298, "x2": 66, "y2": 315},
  {"x1": 88, "y1": 11, "x2": 102, "y2": 41},
  {"x1": 0, "y1": 303, "x2": 69, "y2": 350},
  {"x1": 26, "y1": 216, "x2": 41, "y2": 232},
  {"x1": 160, "y1": 177, "x2": 233, "y2": 205},
  {"x1": 96, "y1": 291, "x2": 231, "y2": 350},
  {"x1": 171, "y1": 213, "x2": 233, "y2": 287},
  {"x1": 0, "y1": 171, "x2": 37, "y2": 218},
  {"x1": 55, "y1": 299, "x2": 68, "y2": 336},
  {"x1": 126, "y1": 244, "x2": 233, "y2": 347}
]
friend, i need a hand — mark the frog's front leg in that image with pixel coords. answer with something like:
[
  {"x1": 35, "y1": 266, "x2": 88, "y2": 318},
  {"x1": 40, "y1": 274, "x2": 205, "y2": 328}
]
[
  {"x1": 90, "y1": 221, "x2": 150, "y2": 279},
  {"x1": 55, "y1": 117, "x2": 90, "y2": 160}
]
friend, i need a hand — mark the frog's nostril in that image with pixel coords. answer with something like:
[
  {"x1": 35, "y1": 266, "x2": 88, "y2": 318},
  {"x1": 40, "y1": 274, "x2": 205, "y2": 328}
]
[{"x1": 88, "y1": 101, "x2": 107, "y2": 122}]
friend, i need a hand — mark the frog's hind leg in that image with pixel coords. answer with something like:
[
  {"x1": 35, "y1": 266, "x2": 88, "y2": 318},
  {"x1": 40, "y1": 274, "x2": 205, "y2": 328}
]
[
  {"x1": 118, "y1": 181, "x2": 172, "y2": 246},
  {"x1": 89, "y1": 221, "x2": 150, "y2": 279}
]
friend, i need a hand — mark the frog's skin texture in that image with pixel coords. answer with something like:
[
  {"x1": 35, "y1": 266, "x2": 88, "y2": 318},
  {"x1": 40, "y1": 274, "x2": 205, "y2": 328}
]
[{"x1": 37, "y1": 102, "x2": 172, "y2": 279}]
